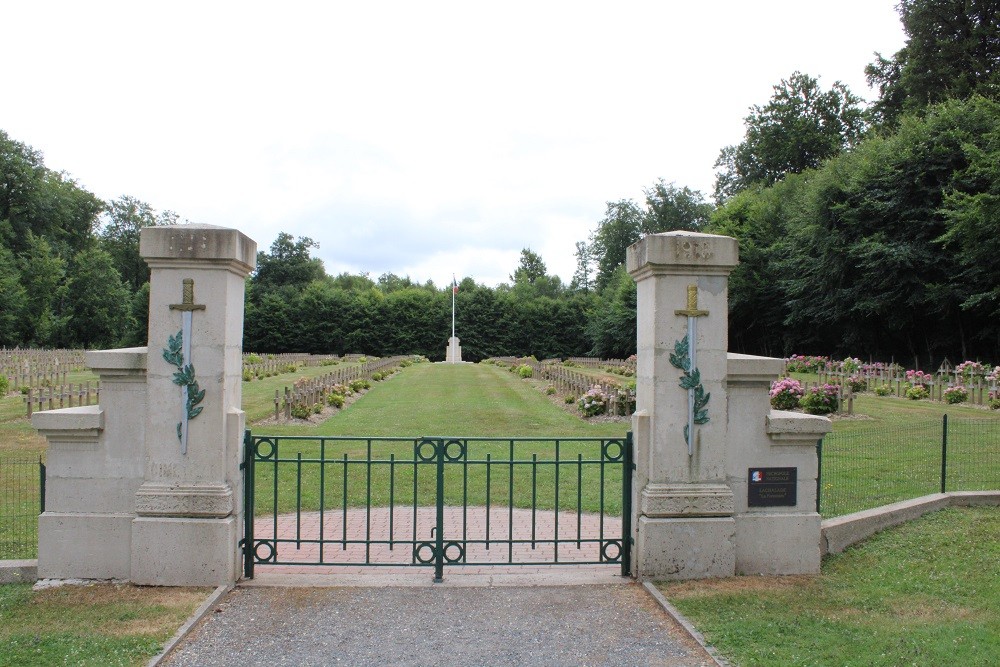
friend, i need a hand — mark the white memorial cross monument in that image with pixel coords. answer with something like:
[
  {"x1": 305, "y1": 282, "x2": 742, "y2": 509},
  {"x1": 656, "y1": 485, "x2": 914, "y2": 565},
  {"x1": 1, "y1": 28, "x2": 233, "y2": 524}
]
[{"x1": 34, "y1": 224, "x2": 256, "y2": 586}]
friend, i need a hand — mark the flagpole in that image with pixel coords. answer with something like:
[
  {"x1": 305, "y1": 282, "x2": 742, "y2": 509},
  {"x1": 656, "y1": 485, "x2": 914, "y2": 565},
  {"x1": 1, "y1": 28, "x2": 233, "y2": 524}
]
[{"x1": 451, "y1": 277, "x2": 456, "y2": 363}]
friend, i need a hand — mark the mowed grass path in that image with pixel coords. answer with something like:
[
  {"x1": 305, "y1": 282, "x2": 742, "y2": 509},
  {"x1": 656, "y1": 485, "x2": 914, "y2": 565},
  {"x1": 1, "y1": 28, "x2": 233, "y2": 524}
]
[
  {"x1": 249, "y1": 363, "x2": 630, "y2": 515},
  {"x1": 259, "y1": 362, "x2": 628, "y2": 438}
]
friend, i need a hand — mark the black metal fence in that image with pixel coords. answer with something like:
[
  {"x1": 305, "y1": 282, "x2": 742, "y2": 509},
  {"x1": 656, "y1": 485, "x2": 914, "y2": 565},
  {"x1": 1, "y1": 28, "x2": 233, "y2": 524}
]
[
  {"x1": 0, "y1": 453, "x2": 44, "y2": 560},
  {"x1": 818, "y1": 416, "x2": 999, "y2": 517}
]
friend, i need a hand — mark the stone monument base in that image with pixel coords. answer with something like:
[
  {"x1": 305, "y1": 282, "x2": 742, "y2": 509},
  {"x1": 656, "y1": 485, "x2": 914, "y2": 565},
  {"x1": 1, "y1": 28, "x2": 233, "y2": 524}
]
[
  {"x1": 635, "y1": 516, "x2": 736, "y2": 579},
  {"x1": 131, "y1": 516, "x2": 241, "y2": 586},
  {"x1": 735, "y1": 512, "x2": 821, "y2": 575},
  {"x1": 445, "y1": 336, "x2": 462, "y2": 363}
]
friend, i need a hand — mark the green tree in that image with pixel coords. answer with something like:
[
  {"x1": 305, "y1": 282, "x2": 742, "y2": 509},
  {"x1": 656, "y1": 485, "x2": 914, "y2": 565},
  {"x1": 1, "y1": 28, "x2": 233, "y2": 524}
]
[
  {"x1": 713, "y1": 71, "x2": 866, "y2": 202},
  {"x1": 17, "y1": 233, "x2": 68, "y2": 346},
  {"x1": 867, "y1": 0, "x2": 1000, "y2": 127},
  {"x1": 589, "y1": 199, "x2": 645, "y2": 291},
  {"x1": 0, "y1": 245, "x2": 26, "y2": 345},
  {"x1": 64, "y1": 247, "x2": 133, "y2": 348},
  {"x1": 570, "y1": 241, "x2": 593, "y2": 293},
  {"x1": 586, "y1": 265, "x2": 637, "y2": 359},
  {"x1": 642, "y1": 179, "x2": 714, "y2": 233},
  {"x1": 253, "y1": 233, "x2": 325, "y2": 294},
  {"x1": 99, "y1": 196, "x2": 177, "y2": 291}
]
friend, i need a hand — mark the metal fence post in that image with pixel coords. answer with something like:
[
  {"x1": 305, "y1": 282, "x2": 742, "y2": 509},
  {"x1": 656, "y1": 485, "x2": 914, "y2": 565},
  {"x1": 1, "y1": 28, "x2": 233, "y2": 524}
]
[
  {"x1": 434, "y1": 438, "x2": 445, "y2": 583},
  {"x1": 243, "y1": 429, "x2": 255, "y2": 579},
  {"x1": 815, "y1": 439, "x2": 823, "y2": 514},
  {"x1": 39, "y1": 457, "x2": 46, "y2": 514},
  {"x1": 621, "y1": 431, "x2": 633, "y2": 577},
  {"x1": 941, "y1": 414, "x2": 948, "y2": 494}
]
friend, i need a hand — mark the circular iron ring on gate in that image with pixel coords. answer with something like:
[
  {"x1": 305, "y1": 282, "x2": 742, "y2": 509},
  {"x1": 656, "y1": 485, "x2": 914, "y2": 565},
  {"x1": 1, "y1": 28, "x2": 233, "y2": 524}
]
[
  {"x1": 254, "y1": 438, "x2": 277, "y2": 461},
  {"x1": 602, "y1": 439, "x2": 625, "y2": 462},
  {"x1": 443, "y1": 439, "x2": 466, "y2": 462},
  {"x1": 414, "y1": 541, "x2": 437, "y2": 564},
  {"x1": 253, "y1": 540, "x2": 276, "y2": 563},
  {"x1": 415, "y1": 439, "x2": 438, "y2": 462},
  {"x1": 443, "y1": 541, "x2": 465, "y2": 563},
  {"x1": 601, "y1": 540, "x2": 623, "y2": 563}
]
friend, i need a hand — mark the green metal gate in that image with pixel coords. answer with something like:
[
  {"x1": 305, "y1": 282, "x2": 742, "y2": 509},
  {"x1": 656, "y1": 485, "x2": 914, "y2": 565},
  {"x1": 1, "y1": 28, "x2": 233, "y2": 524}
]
[{"x1": 242, "y1": 433, "x2": 632, "y2": 581}]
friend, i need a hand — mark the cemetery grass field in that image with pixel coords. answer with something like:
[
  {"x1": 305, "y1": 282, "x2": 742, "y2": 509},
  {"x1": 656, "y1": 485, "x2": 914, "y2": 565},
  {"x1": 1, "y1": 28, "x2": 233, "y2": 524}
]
[
  {"x1": 248, "y1": 362, "x2": 628, "y2": 516},
  {"x1": 0, "y1": 583, "x2": 211, "y2": 667},
  {"x1": 658, "y1": 506, "x2": 999, "y2": 667}
]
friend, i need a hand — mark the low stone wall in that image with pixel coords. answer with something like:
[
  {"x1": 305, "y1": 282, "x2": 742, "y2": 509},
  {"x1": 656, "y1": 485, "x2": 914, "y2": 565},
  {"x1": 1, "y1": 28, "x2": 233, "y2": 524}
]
[{"x1": 820, "y1": 491, "x2": 1000, "y2": 555}]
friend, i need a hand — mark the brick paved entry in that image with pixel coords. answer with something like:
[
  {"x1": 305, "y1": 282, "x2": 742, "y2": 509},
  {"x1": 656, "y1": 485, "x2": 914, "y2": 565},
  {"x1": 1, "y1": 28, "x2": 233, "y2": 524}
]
[{"x1": 254, "y1": 506, "x2": 623, "y2": 574}]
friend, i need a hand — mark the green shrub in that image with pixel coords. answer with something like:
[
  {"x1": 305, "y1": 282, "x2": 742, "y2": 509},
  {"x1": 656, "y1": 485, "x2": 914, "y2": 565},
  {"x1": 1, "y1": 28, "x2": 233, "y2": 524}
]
[
  {"x1": 874, "y1": 384, "x2": 892, "y2": 396},
  {"x1": 358, "y1": 356, "x2": 368, "y2": 364},
  {"x1": 800, "y1": 384, "x2": 839, "y2": 414},
  {"x1": 312, "y1": 402, "x2": 323, "y2": 414},
  {"x1": 578, "y1": 386, "x2": 608, "y2": 417},
  {"x1": 400, "y1": 359, "x2": 412, "y2": 367},
  {"x1": 565, "y1": 395, "x2": 576, "y2": 404},
  {"x1": 242, "y1": 370, "x2": 253, "y2": 382},
  {"x1": 943, "y1": 385, "x2": 968, "y2": 404},
  {"x1": 846, "y1": 375, "x2": 867, "y2": 393},
  {"x1": 349, "y1": 379, "x2": 371, "y2": 393},
  {"x1": 320, "y1": 359, "x2": 339, "y2": 366},
  {"x1": 0, "y1": 376, "x2": 8, "y2": 395},
  {"x1": 906, "y1": 385, "x2": 929, "y2": 400},
  {"x1": 245, "y1": 353, "x2": 263, "y2": 364},
  {"x1": 988, "y1": 397, "x2": 1000, "y2": 410},
  {"x1": 516, "y1": 364, "x2": 533, "y2": 379},
  {"x1": 290, "y1": 403, "x2": 311, "y2": 419},
  {"x1": 545, "y1": 385, "x2": 556, "y2": 395},
  {"x1": 327, "y1": 393, "x2": 345, "y2": 408},
  {"x1": 372, "y1": 372, "x2": 384, "y2": 381}
]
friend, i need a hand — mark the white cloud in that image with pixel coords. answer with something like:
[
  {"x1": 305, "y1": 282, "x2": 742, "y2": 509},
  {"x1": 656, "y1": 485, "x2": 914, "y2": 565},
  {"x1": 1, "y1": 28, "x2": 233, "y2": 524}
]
[{"x1": 3, "y1": 0, "x2": 906, "y2": 288}]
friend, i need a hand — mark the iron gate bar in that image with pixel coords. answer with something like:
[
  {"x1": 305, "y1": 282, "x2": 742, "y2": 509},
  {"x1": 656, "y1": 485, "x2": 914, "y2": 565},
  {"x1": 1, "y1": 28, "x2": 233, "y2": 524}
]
[{"x1": 243, "y1": 434, "x2": 632, "y2": 579}]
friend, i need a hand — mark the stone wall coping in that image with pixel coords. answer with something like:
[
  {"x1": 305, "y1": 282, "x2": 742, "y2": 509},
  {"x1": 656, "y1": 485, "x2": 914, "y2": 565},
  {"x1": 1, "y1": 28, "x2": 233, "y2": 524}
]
[
  {"x1": 727, "y1": 353, "x2": 784, "y2": 382},
  {"x1": 31, "y1": 405, "x2": 104, "y2": 433},
  {"x1": 140, "y1": 224, "x2": 257, "y2": 274},
  {"x1": 820, "y1": 491, "x2": 999, "y2": 555},
  {"x1": 766, "y1": 409, "x2": 832, "y2": 442},
  {"x1": 85, "y1": 347, "x2": 148, "y2": 372}
]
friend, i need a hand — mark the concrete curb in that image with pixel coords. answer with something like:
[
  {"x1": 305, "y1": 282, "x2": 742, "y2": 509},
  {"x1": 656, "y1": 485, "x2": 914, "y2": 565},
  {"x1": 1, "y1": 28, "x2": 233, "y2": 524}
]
[
  {"x1": 0, "y1": 559, "x2": 37, "y2": 584},
  {"x1": 642, "y1": 581, "x2": 730, "y2": 667},
  {"x1": 820, "y1": 490, "x2": 999, "y2": 555},
  {"x1": 147, "y1": 584, "x2": 232, "y2": 667}
]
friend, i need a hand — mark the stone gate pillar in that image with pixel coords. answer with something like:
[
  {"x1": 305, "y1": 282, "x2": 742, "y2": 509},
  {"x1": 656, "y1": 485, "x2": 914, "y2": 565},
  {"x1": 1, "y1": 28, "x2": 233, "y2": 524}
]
[
  {"x1": 131, "y1": 224, "x2": 256, "y2": 586},
  {"x1": 627, "y1": 231, "x2": 739, "y2": 579}
]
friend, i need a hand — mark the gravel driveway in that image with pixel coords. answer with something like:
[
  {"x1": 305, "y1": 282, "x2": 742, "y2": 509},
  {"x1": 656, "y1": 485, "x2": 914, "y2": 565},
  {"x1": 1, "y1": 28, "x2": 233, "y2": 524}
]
[{"x1": 163, "y1": 584, "x2": 716, "y2": 666}]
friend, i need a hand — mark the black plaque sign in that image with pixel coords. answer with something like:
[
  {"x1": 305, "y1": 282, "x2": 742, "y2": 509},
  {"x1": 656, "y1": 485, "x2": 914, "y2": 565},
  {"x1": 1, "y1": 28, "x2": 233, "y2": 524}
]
[{"x1": 748, "y1": 467, "x2": 797, "y2": 507}]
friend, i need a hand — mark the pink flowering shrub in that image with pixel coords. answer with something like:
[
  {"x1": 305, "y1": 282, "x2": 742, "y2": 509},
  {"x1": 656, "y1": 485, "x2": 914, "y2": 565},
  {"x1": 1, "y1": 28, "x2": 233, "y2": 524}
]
[
  {"x1": 943, "y1": 385, "x2": 969, "y2": 404},
  {"x1": 785, "y1": 355, "x2": 828, "y2": 373},
  {"x1": 989, "y1": 390, "x2": 1000, "y2": 410},
  {"x1": 800, "y1": 384, "x2": 839, "y2": 415},
  {"x1": 578, "y1": 385, "x2": 608, "y2": 417},
  {"x1": 905, "y1": 369, "x2": 932, "y2": 386},
  {"x1": 799, "y1": 384, "x2": 840, "y2": 415},
  {"x1": 769, "y1": 378, "x2": 804, "y2": 410},
  {"x1": 845, "y1": 374, "x2": 866, "y2": 392},
  {"x1": 955, "y1": 361, "x2": 987, "y2": 379}
]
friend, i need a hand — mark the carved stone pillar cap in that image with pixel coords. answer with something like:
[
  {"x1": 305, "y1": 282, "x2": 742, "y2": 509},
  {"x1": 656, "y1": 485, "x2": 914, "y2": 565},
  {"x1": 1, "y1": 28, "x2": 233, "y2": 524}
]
[
  {"x1": 140, "y1": 224, "x2": 257, "y2": 276},
  {"x1": 627, "y1": 231, "x2": 739, "y2": 278}
]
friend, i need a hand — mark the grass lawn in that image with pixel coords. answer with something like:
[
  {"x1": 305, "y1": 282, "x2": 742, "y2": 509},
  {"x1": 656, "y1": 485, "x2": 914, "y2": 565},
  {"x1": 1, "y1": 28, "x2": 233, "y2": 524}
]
[
  {"x1": 797, "y1": 374, "x2": 1000, "y2": 517},
  {"x1": 658, "y1": 506, "x2": 999, "y2": 667},
  {"x1": 0, "y1": 583, "x2": 211, "y2": 667}
]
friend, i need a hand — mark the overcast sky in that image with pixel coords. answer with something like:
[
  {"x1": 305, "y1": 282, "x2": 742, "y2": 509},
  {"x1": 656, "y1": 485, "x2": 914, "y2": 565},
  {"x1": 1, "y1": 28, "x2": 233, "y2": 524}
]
[{"x1": 4, "y1": 1, "x2": 906, "y2": 287}]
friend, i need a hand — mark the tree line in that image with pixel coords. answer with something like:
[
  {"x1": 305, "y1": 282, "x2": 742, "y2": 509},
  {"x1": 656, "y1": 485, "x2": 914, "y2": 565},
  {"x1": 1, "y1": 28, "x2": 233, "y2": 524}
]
[{"x1": 2, "y1": 0, "x2": 998, "y2": 366}]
